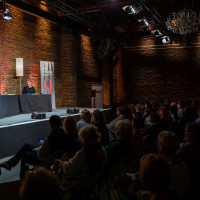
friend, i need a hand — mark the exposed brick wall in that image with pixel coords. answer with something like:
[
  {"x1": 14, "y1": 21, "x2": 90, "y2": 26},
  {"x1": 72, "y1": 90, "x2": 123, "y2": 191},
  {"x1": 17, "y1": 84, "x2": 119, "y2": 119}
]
[
  {"x1": 61, "y1": 28, "x2": 78, "y2": 107},
  {"x1": 113, "y1": 34, "x2": 200, "y2": 104},
  {"x1": 0, "y1": 5, "x2": 102, "y2": 108},
  {"x1": 76, "y1": 34, "x2": 102, "y2": 107}
]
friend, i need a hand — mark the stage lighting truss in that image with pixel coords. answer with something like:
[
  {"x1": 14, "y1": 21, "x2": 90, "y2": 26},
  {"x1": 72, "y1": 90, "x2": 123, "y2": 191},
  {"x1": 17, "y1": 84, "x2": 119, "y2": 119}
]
[
  {"x1": 122, "y1": 0, "x2": 172, "y2": 43},
  {"x1": 0, "y1": 0, "x2": 12, "y2": 20}
]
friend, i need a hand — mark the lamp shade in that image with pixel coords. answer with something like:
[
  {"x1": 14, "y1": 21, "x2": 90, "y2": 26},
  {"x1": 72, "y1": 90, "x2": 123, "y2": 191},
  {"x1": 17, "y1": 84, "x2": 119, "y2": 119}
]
[{"x1": 16, "y1": 58, "x2": 23, "y2": 76}]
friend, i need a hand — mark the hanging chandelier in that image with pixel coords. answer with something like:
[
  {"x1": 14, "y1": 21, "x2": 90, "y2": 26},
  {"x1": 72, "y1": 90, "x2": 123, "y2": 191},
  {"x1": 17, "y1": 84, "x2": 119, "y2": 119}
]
[{"x1": 166, "y1": 9, "x2": 200, "y2": 35}]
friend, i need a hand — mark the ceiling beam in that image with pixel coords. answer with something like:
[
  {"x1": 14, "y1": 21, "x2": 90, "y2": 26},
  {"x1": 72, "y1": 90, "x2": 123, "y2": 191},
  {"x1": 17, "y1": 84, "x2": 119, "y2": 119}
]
[{"x1": 5, "y1": 0, "x2": 64, "y2": 24}]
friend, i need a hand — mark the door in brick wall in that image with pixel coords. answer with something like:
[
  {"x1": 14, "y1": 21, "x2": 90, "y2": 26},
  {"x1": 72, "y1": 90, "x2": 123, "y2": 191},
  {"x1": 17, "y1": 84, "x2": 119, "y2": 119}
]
[
  {"x1": 91, "y1": 84, "x2": 103, "y2": 108},
  {"x1": 40, "y1": 61, "x2": 56, "y2": 109}
]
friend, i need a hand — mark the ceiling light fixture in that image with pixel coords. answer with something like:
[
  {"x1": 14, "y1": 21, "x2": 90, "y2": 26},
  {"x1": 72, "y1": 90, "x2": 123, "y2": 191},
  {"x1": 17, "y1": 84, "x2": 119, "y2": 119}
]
[
  {"x1": 3, "y1": 7, "x2": 12, "y2": 20},
  {"x1": 0, "y1": 0, "x2": 12, "y2": 20},
  {"x1": 122, "y1": 0, "x2": 143, "y2": 15}
]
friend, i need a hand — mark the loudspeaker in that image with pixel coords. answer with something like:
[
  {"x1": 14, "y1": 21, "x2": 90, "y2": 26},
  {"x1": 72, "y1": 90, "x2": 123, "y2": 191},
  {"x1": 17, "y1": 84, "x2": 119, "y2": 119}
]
[
  {"x1": 38, "y1": 113, "x2": 46, "y2": 119},
  {"x1": 66, "y1": 108, "x2": 80, "y2": 114},
  {"x1": 31, "y1": 112, "x2": 46, "y2": 119},
  {"x1": 31, "y1": 112, "x2": 39, "y2": 119},
  {"x1": 91, "y1": 90, "x2": 96, "y2": 97}
]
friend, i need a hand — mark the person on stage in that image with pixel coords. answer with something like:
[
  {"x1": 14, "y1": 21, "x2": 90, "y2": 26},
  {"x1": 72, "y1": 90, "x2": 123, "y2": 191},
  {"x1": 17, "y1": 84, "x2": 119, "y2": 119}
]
[{"x1": 22, "y1": 79, "x2": 36, "y2": 94}]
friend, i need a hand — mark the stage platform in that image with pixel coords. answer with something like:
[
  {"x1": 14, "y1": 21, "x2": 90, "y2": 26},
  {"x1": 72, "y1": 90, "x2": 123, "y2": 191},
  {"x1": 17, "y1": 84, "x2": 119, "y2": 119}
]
[{"x1": 0, "y1": 107, "x2": 111, "y2": 159}]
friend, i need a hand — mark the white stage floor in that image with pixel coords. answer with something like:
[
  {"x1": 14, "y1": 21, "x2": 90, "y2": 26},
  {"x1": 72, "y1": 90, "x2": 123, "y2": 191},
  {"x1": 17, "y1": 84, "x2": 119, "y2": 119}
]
[{"x1": 0, "y1": 107, "x2": 111, "y2": 127}]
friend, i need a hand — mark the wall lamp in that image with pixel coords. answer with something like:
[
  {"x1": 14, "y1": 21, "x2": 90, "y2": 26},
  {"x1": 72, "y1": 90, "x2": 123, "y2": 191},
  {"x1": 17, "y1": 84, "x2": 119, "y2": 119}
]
[{"x1": 16, "y1": 58, "x2": 24, "y2": 94}]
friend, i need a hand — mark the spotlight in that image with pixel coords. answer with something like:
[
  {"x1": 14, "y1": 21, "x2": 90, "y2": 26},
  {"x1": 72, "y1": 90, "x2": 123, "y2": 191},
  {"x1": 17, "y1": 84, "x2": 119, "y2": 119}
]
[
  {"x1": 0, "y1": 1, "x2": 12, "y2": 20},
  {"x1": 161, "y1": 36, "x2": 171, "y2": 44},
  {"x1": 122, "y1": 1, "x2": 143, "y2": 15},
  {"x1": 151, "y1": 28, "x2": 167, "y2": 37},
  {"x1": 3, "y1": 8, "x2": 12, "y2": 20},
  {"x1": 137, "y1": 17, "x2": 155, "y2": 27}
]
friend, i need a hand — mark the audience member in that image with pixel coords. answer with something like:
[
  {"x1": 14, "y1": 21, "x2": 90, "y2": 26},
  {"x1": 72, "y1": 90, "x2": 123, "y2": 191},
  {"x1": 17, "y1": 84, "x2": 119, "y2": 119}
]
[
  {"x1": 91, "y1": 109, "x2": 110, "y2": 146},
  {"x1": 177, "y1": 122, "x2": 200, "y2": 199},
  {"x1": 108, "y1": 106, "x2": 125, "y2": 139},
  {"x1": 76, "y1": 109, "x2": 91, "y2": 130},
  {"x1": 143, "y1": 101, "x2": 152, "y2": 118},
  {"x1": 125, "y1": 154, "x2": 179, "y2": 200},
  {"x1": 157, "y1": 131, "x2": 189, "y2": 199},
  {"x1": 20, "y1": 166, "x2": 63, "y2": 200},
  {"x1": 144, "y1": 112, "x2": 162, "y2": 153},
  {"x1": 105, "y1": 119, "x2": 132, "y2": 170},
  {"x1": 62, "y1": 116, "x2": 82, "y2": 159},
  {"x1": 135, "y1": 104, "x2": 143, "y2": 118}
]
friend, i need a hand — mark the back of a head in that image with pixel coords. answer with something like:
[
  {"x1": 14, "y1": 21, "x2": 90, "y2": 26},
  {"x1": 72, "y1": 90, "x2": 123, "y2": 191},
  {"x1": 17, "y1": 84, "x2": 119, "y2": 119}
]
[
  {"x1": 135, "y1": 104, "x2": 142, "y2": 113},
  {"x1": 81, "y1": 109, "x2": 91, "y2": 123},
  {"x1": 139, "y1": 153, "x2": 171, "y2": 191},
  {"x1": 92, "y1": 109, "x2": 105, "y2": 124},
  {"x1": 79, "y1": 125, "x2": 105, "y2": 174},
  {"x1": 124, "y1": 105, "x2": 133, "y2": 121},
  {"x1": 20, "y1": 167, "x2": 62, "y2": 200},
  {"x1": 78, "y1": 125, "x2": 100, "y2": 146},
  {"x1": 157, "y1": 131, "x2": 180, "y2": 156},
  {"x1": 186, "y1": 122, "x2": 200, "y2": 139},
  {"x1": 63, "y1": 116, "x2": 78, "y2": 136},
  {"x1": 115, "y1": 119, "x2": 133, "y2": 139},
  {"x1": 117, "y1": 106, "x2": 125, "y2": 115},
  {"x1": 49, "y1": 115, "x2": 61, "y2": 129},
  {"x1": 150, "y1": 112, "x2": 159, "y2": 123}
]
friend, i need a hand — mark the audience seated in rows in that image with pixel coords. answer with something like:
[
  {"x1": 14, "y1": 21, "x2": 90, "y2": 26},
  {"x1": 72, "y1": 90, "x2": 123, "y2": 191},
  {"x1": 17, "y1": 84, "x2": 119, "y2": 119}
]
[{"x1": 0, "y1": 115, "x2": 81, "y2": 179}]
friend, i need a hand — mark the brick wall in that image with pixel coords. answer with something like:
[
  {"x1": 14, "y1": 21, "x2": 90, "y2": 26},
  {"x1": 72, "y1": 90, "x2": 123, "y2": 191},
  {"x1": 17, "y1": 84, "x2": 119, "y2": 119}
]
[
  {"x1": 76, "y1": 34, "x2": 102, "y2": 107},
  {"x1": 0, "y1": 5, "x2": 102, "y2": 107},
  {"x1": 113, "y1": 34, "x2": 200, "y2": 104}
]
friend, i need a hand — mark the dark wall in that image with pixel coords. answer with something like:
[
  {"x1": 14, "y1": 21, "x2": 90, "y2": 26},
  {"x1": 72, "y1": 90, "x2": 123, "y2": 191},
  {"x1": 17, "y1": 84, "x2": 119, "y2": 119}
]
[{"x1": 113, "y1": 35, "x2": 200, "y2": 104}]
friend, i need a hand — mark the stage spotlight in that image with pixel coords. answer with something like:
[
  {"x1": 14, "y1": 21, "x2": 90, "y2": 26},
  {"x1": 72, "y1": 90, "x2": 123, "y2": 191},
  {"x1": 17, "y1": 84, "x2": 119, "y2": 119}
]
[
  {"x1": 122, "y1": 1, "x2": 143, "y2": 15},
  {"x1": 161, "y1": 36, "x2": 171, "y2": 44},
  {"x1": 3, "y1": 8, "x2": 12, "y2": 20},
  {"x1": 137, "y1": 18, "x2": 155, "y2": 27},
  {"x1": 151, "y1": 28, "x2": 167, "y2": 37}
]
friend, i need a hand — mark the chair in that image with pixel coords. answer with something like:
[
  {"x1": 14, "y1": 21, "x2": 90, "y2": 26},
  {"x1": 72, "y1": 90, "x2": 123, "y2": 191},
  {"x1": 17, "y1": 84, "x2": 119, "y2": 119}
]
[{"x1": 103, "y1": 155, "x2": 138, "y2": 200}]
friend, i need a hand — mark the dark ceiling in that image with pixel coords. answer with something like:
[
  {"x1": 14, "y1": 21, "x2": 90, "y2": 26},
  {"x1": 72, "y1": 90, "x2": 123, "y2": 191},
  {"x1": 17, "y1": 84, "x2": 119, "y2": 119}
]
[{"x1": 4, "y1": 0, "x2": 200, "y2": 43}]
